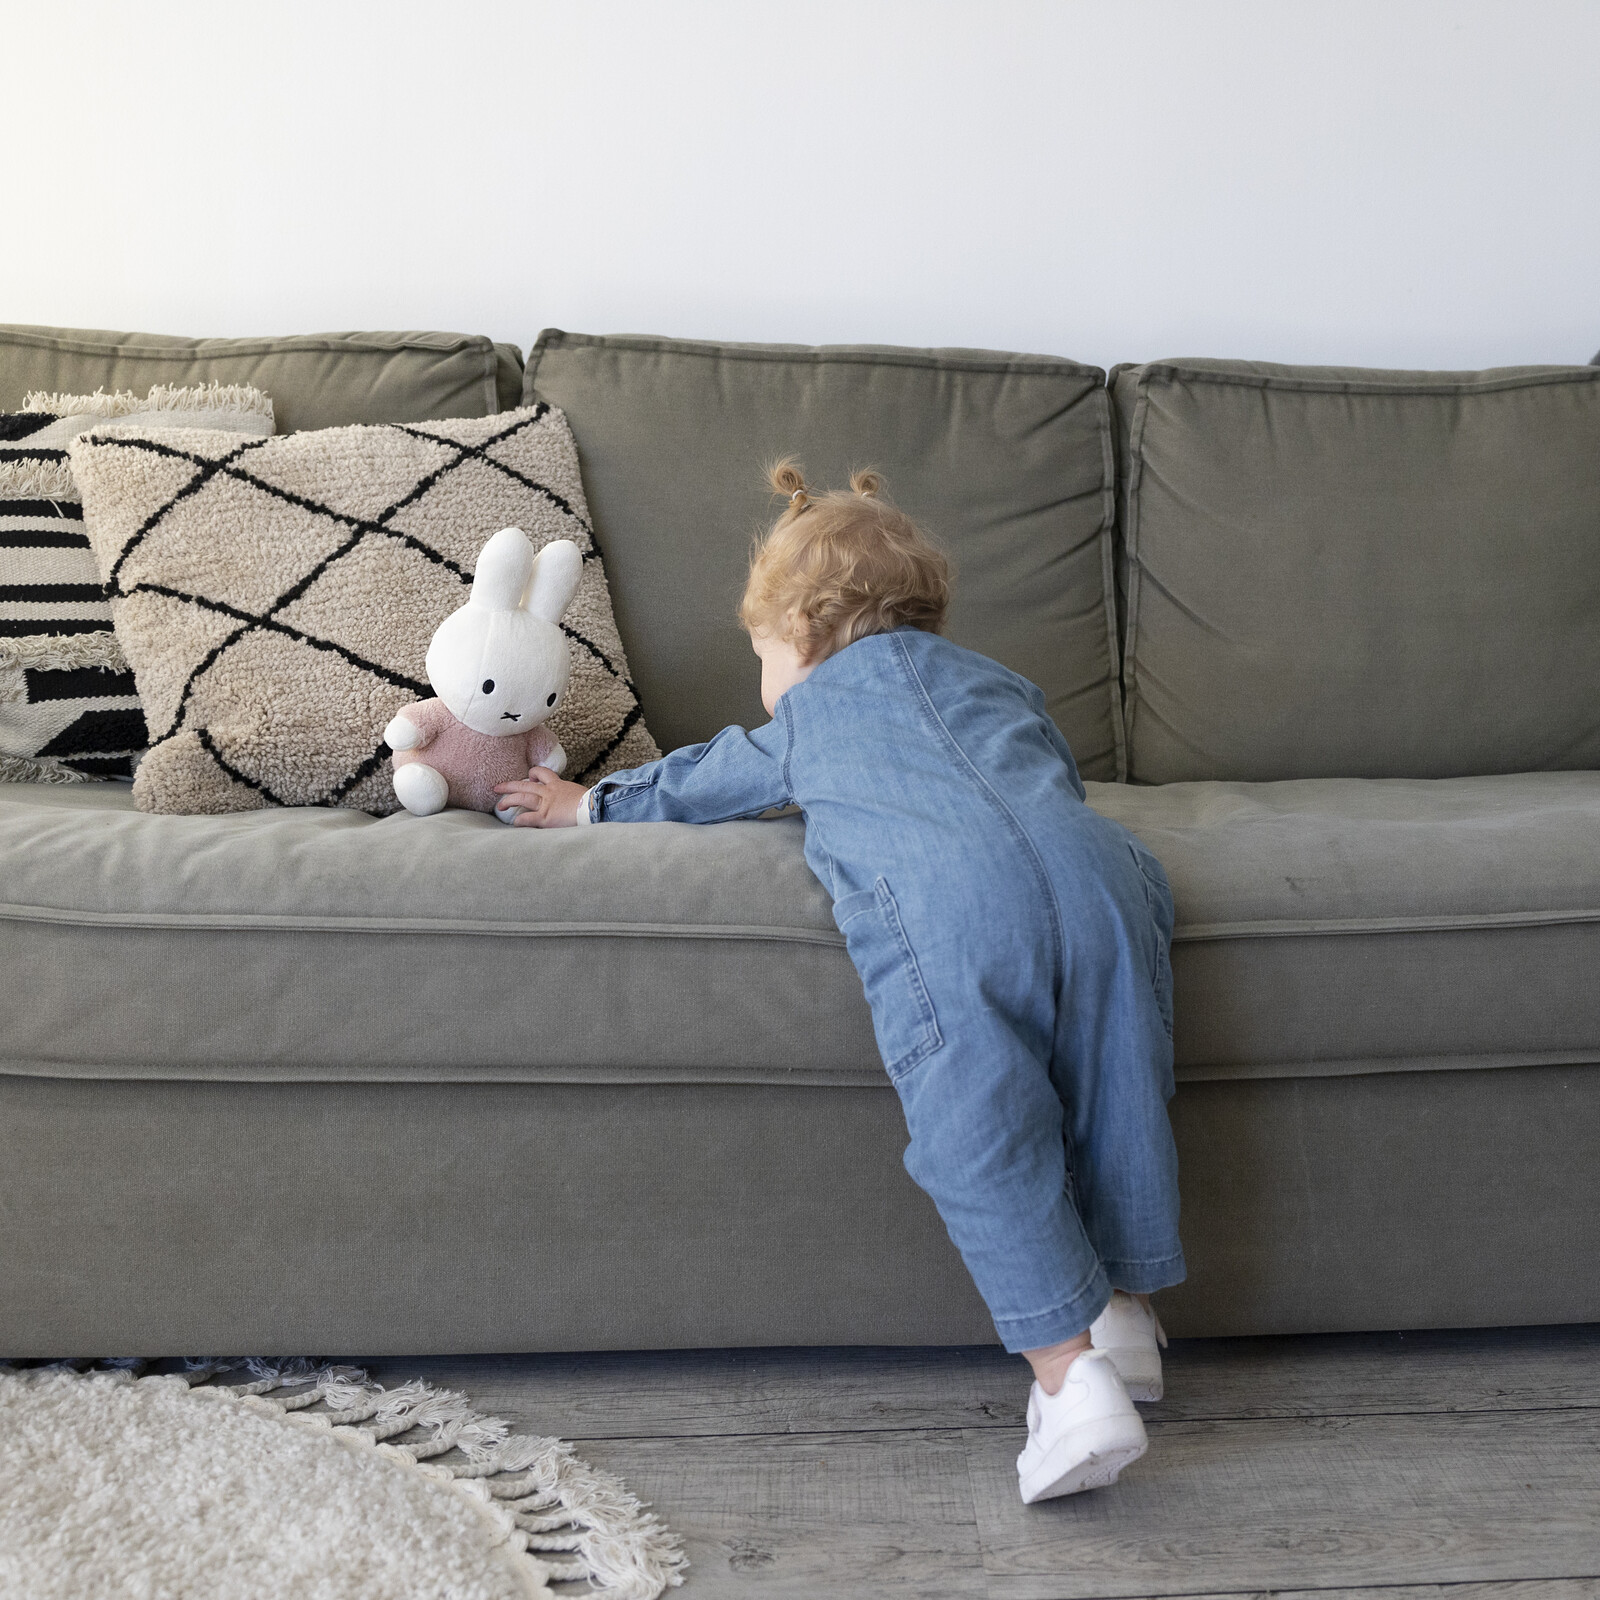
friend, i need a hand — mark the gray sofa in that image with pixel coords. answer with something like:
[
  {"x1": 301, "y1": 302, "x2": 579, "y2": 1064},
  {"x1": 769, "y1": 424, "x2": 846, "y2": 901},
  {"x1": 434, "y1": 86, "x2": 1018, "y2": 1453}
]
[{"x1": 2, "y1": 324, "x2": 1596, "y2": 1357}]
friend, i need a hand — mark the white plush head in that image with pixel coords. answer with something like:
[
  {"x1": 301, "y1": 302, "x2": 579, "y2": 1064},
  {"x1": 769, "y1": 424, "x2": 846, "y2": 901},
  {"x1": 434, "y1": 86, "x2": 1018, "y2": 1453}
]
[{"x1": 426, "y1": 529, "x2": 583, "y2": 737}]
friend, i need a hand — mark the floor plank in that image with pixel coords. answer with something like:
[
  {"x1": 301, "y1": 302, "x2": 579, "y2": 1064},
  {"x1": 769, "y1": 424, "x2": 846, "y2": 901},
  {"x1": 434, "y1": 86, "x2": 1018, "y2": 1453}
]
[
  {"x1": 352, "y1": 1332, "x2": 1600, "y2": 1597},
  {"x1": 1132, "y1": 1585, "x2": 1600, "y2": 1600},
  {"x1": 968, "y1": 1407, "x2": 1600, "y2": 1600},
  {"x1": 360, "y1": 1345, "x2": 1026, "y2": 1438},
  {"x1": 570, "y1": 1429, "x2": 986, "y2": 1599},
  {"x1": 360, "y1": 1323, "x2": 1600, "y2": 1440},
  {"x1": 1142, "y1": 1324, "x2": 1600, "y2": 1424}
]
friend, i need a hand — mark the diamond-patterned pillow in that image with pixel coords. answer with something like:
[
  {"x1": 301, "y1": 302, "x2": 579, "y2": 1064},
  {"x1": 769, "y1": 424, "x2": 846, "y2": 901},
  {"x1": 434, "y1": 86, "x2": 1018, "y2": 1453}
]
[{"x1": 68, "y1": 406, "x2": 659, "y2": 814}]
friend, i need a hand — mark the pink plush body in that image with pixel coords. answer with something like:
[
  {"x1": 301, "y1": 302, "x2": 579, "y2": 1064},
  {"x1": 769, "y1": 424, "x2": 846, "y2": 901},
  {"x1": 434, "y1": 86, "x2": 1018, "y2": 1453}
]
[{"x1": 391, "y1": 698, "x2": 559, "y2": 814}]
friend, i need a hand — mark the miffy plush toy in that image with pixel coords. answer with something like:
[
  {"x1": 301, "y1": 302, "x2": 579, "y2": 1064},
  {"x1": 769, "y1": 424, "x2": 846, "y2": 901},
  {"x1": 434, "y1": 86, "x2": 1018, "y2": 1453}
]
[{"x1": 385, "y1": 527, "x2": 583, "y2": 823}]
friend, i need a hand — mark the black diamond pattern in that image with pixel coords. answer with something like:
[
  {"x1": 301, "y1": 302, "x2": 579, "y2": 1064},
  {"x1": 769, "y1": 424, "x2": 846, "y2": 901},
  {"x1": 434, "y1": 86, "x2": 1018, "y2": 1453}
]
[{"x1": 89, "y1": 409, "x2": 645, "y2": 808}]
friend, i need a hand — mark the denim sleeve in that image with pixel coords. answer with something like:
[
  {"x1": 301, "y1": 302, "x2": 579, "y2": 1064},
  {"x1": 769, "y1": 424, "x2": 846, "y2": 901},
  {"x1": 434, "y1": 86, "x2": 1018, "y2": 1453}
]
[
  {"x1": 588, "y1": 719, "x2": 791, "y2": 823},
  {"x1": 1023, "y1": 680, "x2": 1086, "y2": 799}
]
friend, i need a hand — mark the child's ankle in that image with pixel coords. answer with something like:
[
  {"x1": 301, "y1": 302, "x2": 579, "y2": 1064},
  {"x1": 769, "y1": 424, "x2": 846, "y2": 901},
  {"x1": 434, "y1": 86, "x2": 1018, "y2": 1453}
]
[{"x1": 1024, "y1": 1332, "x2": 1092, "y2": 1396}]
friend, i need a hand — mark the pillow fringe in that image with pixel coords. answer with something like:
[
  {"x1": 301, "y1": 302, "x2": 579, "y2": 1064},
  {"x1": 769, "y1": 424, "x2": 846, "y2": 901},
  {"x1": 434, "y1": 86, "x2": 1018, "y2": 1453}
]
[
  {"x1": 0, "y1": 630, "x2": 128, "y2": 678},
  {"x1": 0, "y1": 456, "x2": 78, "y2": 498},
  {"x1": 0, "y1": 753, "x2": 92, "y2": 784},
  {"x1": 22, "y1": 381, "x2": 275, "y2": 425}
]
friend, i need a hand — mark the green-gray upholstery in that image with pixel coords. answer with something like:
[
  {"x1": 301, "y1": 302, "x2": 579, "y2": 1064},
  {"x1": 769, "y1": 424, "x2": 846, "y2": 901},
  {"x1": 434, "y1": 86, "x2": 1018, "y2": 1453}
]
[
  {"x1": 4, "y1": 1063, "x2": 1595, "y2": 1354},
  {"x1": 2, "y1": 326, "x2": 1596, "y2": 1354},
  {"x1": 0, "y1": 324, "x2": 524, "y2": 432},
  {"x1": 4, "y1": 775, "x2": 1596, "y2": 1353},
  {"x1": 0, "y1": 785, "x2": 871, "y2": 1084},
  {"x1": 526, "y1": 332, "x2": 1123, "y2": 778},
  {"x1": 1112, "y1": 360, "x2": 1600, "y2": 783},
  {"x1": 1091, "y1": 772, "x2": 1600, "y2": 1079},
  {"x1": 6, "y1": 775, "x2": 1597, "y2": 1088}
]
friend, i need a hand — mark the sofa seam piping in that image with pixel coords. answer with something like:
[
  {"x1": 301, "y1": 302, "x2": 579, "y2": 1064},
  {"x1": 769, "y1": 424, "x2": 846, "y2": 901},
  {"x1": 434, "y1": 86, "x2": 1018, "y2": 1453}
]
[
  {"x1": 0, "y1": 332, "x2": 489, "y2": 360},
  {"x1": 1135, "y1": 364, "x2": 1600, "y2": 397},
  {"x1": 522, "y1": 331, "x2": 1102, "y2": 379}
]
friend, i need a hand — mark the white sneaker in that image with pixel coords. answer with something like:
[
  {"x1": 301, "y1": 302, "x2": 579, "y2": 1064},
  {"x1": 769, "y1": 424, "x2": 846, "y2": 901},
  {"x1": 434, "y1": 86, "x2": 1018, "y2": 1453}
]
[
  {"x1": 1016, "y1": 1349, "x2": 1148, "y2": 1503},
  {"x1": 1090, "y1": 1291, "x2": 1168, "y2": 1402}
]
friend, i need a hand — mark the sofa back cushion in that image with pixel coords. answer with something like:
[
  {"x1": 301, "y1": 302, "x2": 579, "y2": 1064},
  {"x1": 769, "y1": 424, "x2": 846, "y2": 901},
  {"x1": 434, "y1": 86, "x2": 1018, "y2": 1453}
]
[
  {"x1": 1113, "y1": 359, "x2": 1600, "y2": 782},
  {"x1": 525, "y1": 332, "x2": 1122, "y2": 776},
  {"x1": 0, "y1": 325, "x2": 523, "y2": 434}
]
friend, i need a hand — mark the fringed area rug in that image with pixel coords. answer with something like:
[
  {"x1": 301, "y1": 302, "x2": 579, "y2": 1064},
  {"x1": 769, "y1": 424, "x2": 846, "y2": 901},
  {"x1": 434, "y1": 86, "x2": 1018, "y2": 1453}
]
[{"x1": 0, "y1": 1359, "x2": 686, "y2": 1600}]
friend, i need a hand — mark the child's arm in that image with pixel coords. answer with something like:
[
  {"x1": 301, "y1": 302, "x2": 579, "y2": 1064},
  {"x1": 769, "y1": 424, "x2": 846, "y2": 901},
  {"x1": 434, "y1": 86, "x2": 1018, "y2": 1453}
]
[
  {"x1": 1024, "y1": 683, "x2": 1086, "y2": 800},
  {"x1": 495, "y1": 722, "x2": 792, "y2": 829}
]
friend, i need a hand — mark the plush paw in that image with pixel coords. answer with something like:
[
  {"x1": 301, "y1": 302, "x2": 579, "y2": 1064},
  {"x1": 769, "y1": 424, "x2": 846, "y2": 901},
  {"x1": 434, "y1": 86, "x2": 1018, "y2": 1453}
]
[
  {"x1": 545, "y1": 740, "x2": 567, "y2": 777},
  {"x1": 393, "y1": 762, "x2": 450, "y2": 816},
  {"x1": 384, "y1": 713, "x2": 425, "y2": 752},
  {"x1": 493, "y1": 802, "x2": 523, "y2": 825}
]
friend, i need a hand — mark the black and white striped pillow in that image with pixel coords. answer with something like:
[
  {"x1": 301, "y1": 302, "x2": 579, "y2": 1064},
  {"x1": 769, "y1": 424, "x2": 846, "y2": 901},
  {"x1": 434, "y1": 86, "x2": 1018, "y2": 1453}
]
[
  {"x1": 1, "y1": 414, "x2": 144, "y2": 779},
  {"x1": 1, "y1": 387, "x2": 274, "y2": 782},
  {"x1": 0, "y1": 634, "x2": 145, "y2": 782},
  {"x1": 1, "y1": 411, "x2": 116, "y2": 639}
]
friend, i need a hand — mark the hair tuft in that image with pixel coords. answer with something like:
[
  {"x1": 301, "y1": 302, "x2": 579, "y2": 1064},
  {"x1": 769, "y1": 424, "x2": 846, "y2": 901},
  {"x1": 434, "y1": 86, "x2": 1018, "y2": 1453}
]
[{"x1": 766, "y1": 456, "x2": 809, "y2": 507}]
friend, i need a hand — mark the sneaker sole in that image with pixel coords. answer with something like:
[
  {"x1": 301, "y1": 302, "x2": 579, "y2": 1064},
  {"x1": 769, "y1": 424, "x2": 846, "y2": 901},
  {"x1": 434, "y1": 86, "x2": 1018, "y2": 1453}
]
[{"x1": 1019, "y1": 1416, "x2": 1148, "y2": 1503}]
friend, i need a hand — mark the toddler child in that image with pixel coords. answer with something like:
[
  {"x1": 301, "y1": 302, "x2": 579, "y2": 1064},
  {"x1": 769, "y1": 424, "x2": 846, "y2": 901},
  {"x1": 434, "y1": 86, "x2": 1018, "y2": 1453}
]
[{"x1": 494, "y1": 462, "x2": 1184, "y2": 1502}]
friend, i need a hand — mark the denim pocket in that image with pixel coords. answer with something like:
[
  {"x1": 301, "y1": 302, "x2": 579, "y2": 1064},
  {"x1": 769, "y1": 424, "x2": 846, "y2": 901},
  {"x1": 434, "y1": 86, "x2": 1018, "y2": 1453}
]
[
  {"x1": 833, "y1": 878, "x2": 944, "y2": 1084},
  {"x1": 1127, "y1": 839, "x2": 1176, "y2": 1042}
]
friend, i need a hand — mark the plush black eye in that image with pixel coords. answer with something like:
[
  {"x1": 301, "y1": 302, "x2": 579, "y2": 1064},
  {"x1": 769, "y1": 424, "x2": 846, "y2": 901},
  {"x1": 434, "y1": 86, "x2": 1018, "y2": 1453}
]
[
  {"x1": 546, "y1": 692, "x2": 557, "y2": 707},
  {"x1": 481, "y1": 679, "x2": 495, "y2": 695}
]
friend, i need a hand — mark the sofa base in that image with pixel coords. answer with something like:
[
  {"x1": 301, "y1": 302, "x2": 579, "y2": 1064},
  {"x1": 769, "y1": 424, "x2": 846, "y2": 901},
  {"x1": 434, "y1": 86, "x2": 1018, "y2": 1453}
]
[{"x1": 2, "y1": 1063, "x2": 1595, "y2": 1355}]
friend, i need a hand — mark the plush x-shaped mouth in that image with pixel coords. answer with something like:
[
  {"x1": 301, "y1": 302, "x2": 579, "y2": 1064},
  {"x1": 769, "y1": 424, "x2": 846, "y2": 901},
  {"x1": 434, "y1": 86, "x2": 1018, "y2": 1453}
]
[{"x1": 500, "y1": 711, "x2": 521, "y2": 722}]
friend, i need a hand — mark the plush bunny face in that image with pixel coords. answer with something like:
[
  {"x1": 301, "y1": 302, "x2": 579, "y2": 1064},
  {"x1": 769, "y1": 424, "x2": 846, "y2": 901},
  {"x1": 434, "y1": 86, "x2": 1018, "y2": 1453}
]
[{"x1": 425, "y1": 529, "x2": 584, "y2": 738}]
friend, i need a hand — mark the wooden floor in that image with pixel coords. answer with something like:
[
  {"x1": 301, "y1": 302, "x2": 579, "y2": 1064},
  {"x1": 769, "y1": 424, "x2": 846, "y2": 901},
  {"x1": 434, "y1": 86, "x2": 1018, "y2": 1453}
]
[{"x1": 365, "y1": 1325, "x2": 1600, "y2": 1600}]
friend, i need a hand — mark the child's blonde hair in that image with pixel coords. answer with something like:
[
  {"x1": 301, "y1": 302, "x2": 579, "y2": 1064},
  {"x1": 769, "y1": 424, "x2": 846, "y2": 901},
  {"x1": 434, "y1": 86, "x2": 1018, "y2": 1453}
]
[{"x1": 739, "y1": 459, "x2": 951, "y2": 663}]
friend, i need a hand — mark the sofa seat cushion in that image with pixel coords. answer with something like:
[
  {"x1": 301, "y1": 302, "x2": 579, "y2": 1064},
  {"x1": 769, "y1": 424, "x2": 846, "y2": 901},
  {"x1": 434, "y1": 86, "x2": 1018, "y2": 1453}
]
[
  {"x1": 5, "y1": 773, "x2": 1597, "y2": 1088},
  {"x1": 0, "y1": 782, "x2": 877, "y2": 1084},
  {"x1": 1087, "y1": 771, "x2": 1600, "y2": 1080}
]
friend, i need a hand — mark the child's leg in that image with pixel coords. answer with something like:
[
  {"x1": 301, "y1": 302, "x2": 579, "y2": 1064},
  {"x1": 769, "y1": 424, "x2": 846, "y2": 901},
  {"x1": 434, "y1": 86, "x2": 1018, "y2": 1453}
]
[
  {"x1": 1022, "y1": 1331, "x2": 1093, "y2": 1394},
  {"x1": 1045, "y1": 818, "x2": 1185, "y2": 1301},
  {"x1": 852, "y1": 820, "x2": 1181, "y2": 1358},
  {"x1": 890, "y1": 989, "x2": 1115, "y2": 1354}
]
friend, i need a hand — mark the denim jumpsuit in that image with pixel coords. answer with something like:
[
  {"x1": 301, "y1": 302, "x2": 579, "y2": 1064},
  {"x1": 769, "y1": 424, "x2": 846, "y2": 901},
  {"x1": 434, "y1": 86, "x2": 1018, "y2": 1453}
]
[{"x1": 586, "y1": 628, "x2": 1185, "y2": 1350}]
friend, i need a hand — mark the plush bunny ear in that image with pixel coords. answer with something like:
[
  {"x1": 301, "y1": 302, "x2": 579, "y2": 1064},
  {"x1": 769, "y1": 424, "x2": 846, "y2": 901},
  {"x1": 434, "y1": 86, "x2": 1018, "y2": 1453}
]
[
  {"x1": 470, "y1": 527, "x2": 536, "y2": 611},
  {"x1": 523, "y1": 538, "x2": 583, "y2": 624}
]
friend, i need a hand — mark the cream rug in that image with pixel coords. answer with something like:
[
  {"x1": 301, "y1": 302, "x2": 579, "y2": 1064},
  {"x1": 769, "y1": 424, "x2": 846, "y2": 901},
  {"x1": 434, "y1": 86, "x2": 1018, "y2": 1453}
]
[{"x1": 0, "y1": 1359, "x2": 686, "y2": 1600}]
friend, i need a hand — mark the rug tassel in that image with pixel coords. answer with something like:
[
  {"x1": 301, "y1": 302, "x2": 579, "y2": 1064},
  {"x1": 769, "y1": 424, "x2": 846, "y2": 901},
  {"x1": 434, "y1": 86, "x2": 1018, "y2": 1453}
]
[{"x1": 172, "y1": 1359, "x2": 688, "y2": 1595}]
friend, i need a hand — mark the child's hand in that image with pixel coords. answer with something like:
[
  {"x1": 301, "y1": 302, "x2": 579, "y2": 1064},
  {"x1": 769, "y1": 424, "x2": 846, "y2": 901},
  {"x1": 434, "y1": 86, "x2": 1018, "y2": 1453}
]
[{"x1": 494, "y1": 767, "x2": 588, "y2": 828}]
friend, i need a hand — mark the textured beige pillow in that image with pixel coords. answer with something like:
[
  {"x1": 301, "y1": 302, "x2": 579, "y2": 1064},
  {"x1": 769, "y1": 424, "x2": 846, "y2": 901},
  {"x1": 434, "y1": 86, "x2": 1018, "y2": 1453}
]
[{"x1": 69, "y1": 406, "x2": 659, "y2": 814}]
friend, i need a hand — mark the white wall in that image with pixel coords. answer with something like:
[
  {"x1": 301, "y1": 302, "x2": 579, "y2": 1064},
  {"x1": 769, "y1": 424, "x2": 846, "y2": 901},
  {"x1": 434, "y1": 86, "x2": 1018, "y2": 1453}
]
[{"x1": 6, "y1": 0, "x2": 1597, "y2": 371}]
